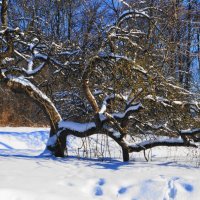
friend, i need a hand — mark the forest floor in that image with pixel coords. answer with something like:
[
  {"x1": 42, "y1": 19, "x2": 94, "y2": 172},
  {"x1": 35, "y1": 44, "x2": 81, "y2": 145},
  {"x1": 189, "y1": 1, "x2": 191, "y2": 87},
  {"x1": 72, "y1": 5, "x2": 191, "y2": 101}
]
[{"x1": 0, "y1": 127, "x2": 200, "y2": 200}]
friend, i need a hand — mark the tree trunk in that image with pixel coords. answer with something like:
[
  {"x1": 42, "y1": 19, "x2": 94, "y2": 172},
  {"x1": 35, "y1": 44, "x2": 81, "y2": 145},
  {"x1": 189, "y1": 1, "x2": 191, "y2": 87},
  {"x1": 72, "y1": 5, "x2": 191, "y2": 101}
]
[
  {"x1": 54, "y1": 131, "x2": 67, "y2": 157},
  {"x1": 67, "y1": 0, "x2": 72, "y2": 41},
  {"x1": 1, "y1": 0, "x2": 8, "y2": 28},
  {"x1": 185, "y1": 0, "x2": 192, "y2": 89},
  {"x1": 122, "y1": 147, "x2": 129, "y2": 162}
]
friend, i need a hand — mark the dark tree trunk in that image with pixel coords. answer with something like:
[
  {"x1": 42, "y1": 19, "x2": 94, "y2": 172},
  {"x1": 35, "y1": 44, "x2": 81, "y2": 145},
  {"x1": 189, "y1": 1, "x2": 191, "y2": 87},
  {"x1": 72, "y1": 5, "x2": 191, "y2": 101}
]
[
  {"x1": 54, "y1": 131, "x2": 67, "y2": 157},
  {"x1": 1, "y1": 0, "x2": 8, "y2": 27},
  {"x1": 67, "y1": 0, "x2": 72, "y2": 41},
  {"x1": 185, "y1": 0, "x2": 192, "y2": 89},
  {"x1": 122, "y1": 147, "x2": 129, "y2": 162}
]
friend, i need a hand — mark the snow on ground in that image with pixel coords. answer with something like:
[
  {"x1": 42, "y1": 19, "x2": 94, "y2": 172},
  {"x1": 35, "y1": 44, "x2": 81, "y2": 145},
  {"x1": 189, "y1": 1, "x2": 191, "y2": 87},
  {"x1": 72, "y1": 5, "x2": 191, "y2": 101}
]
[{"x1": 0, "y1": 127, "x2": 200, "y2": 200}]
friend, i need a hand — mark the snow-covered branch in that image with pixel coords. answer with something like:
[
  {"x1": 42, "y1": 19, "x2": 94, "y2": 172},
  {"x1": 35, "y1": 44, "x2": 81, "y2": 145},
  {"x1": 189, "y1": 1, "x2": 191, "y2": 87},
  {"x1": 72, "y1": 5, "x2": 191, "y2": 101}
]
[
  {"x1": 99, "y1": 94, "x2": 125, "y2": 114},
  {"x1": 144, "y1": 94, "x2": 200, "y2": 110},
  {"x1": 117, "y1": 9, "x2": 150, "y2": 26},
  {"x1": 180, "y1": 129, "x2": 200, "y2": 142},
  {"x1": 4, "y1": 75, "x2": 61, "y2": 127},
  {"x1": 180, "y1": 128, "x2": 200, "y2": 135},
  {"x1": 98, "y1": 52, "x2": 147, "y2": 75},
  {"x1": 125, "y1": 138, "x2": 198, "y2": 153}
]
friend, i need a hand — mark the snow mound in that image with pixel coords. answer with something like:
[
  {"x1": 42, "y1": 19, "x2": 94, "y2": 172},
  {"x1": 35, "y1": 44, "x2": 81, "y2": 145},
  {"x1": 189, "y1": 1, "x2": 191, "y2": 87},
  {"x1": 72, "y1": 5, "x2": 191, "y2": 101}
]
[{"x1": 0, "y1": 127, "x2": 49, "y2": 150}]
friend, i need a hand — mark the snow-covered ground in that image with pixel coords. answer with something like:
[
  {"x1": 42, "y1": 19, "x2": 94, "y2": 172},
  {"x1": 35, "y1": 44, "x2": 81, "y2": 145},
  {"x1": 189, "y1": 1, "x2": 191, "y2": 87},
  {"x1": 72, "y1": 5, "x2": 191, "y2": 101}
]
[{"x1": 0, "y1": 127, "x2": 200, "y2": 200}]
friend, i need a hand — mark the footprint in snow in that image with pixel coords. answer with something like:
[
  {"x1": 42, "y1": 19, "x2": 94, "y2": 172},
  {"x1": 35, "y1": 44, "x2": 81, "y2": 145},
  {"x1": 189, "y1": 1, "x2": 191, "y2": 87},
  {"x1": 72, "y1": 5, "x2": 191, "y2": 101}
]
[
  {"x1": 164, "y1": 177, "x2": 193, "y2": 200},
  {"x1": 95, "y1": 186, "x2": 103, "y2": 196},
  {"x1": 168, "y1": 179, "x2": 177, "y2": 199},
  {"x1": 94, "y1": 178, "x2": 106, "y2": 196},
  {"x1": 181, "y1": 183, "x2": 193, "y2": 192},
  {"x1": 118, "y1": 186, "x2": 128, "y2": 194},
  {"x1": 166, "y1": 177, "x2": 179, "y2": 199},
  {"x1": 98, "y1": 178, "x2": 106, "y2": 186},
  {"x1": 118, "y1": 185, "x2": 133, "y2": 195}
]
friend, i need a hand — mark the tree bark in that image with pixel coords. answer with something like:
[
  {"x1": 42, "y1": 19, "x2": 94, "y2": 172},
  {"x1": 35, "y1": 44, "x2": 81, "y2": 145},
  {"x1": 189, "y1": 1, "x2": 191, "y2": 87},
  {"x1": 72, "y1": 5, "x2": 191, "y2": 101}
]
[
  {"x1": 1, "y1": 0, "x2": 8, "y2": 28},
  {"x1": 185, "y1": 0, "x2": 192, "y2": 89},
  {"x1": 67, "y1": 0, "x2": 72, "y2": 41},
  {"x1": 54, "y1": 131, "x2": 67, "y2": 157},
  {"x1": 122, "y1": 147, "x2": 129, "y2": 162},
  {"x1": 82, "y1": 79, "x2": 99, "y2": 113}
]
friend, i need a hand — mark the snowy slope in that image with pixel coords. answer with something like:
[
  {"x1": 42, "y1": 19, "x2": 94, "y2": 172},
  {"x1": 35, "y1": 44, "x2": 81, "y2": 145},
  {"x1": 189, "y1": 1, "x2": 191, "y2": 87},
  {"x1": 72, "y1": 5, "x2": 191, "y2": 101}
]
[
  {"x1": 0, "y1": 127, "x2": 200, "y2": 200},
  {"x1": 0, "y1": 127, "x2": 49, "y2": 150}
]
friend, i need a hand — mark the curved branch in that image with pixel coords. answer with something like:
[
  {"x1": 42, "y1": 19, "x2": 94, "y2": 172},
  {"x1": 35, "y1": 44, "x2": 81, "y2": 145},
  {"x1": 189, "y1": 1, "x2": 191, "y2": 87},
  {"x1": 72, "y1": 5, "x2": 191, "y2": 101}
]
[
  {"x1": 180, "y1": 128, "x2": 200, "y2": 136},
  {"x1": 3, "y1": 75, "x2": 61, "y2": 130},
  {"x1": 180, "y1": 128, "x2": 200, "y2": 142},
  {"x1": 83, "y1": 79, "x2": 99, "y2": 113},
  {"x1": 81, "y1": 56, "x2": 102, "y2": 113},
  {"x1": 98, "y1": 53, "x2": 147, "y2": 75},
  {"x1": 126, "y1": 138, "x2": 198, "y2": 153},
  {"x1": 117, "y1": 9, "x2": 150, "y2": 26}
]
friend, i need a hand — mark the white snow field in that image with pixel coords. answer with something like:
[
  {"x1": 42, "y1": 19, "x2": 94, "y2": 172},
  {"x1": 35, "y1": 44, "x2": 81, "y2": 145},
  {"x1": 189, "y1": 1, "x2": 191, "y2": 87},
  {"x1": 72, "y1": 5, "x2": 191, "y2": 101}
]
[{"x1": 0, "y1": 127, "x2": 200, "y2": 200}]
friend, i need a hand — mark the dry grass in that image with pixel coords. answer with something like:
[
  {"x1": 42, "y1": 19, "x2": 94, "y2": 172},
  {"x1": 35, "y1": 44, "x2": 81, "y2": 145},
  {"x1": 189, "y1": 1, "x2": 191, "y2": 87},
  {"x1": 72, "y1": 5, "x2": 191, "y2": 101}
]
[{"x1": 0, "y1": 88, "x2": 48, "y2": 127}]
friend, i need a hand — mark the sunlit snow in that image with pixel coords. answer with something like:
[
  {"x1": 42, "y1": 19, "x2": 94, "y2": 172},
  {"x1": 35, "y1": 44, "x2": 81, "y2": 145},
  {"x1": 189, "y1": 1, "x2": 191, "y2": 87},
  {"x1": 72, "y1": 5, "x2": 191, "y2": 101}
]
[{"x1": 0, "y1": 127, "x2": 200, "y2": 200}]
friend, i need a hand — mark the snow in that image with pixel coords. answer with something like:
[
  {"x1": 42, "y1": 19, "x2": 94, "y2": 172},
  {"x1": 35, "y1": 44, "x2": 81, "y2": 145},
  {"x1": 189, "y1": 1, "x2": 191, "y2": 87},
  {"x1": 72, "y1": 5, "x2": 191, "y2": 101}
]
[
  {"x1": 128, "y1": 137, "x2": 193, "y2": 149},
  {"x1": 35, "y1": 53, "x2": 48, "y2": 60},
  {"x1": 1, "y1": 57, "x2": 14, "y2": 64},
  {"x1": 113, "y1": 131, "x2": 121, "y2": 138},
  {"x1": 99, "y1": 94, "x2": 128, "y2": 115},
  {"x1": 144, "y1": 95, "x2": 169, "y2": 103},
  {"x1": 118, "y1": 0, "x2": 131, "y2": 8},
  {"x1": 0, "y1": 127, "x2": 200, "y2": 200},
  {"x1": 112, "y1": 103, "x2": 142, "y2": 119},
  {"x1": 99, "y1": 100, "x2": 108, "y2": 114},
  {"x1": 180, "y1": 128, "x2": 200, "y2": 134},
  {"x1": 118, "y1": 9, "x2": 150, "y2": 24},
  {"x1": 0, "y1": 127, "x2": 49, "y2": 150},
  {"x1": 46, "y1": 134, "x2": 57, "y2": 147},
  {"x1": 27, "y1": 62, "x2": 45, "y2": 75},
  {"x1": 173, "y1": 101, "x2": 183, "y2": 105},
  {"x1": 103, "y1": 126, "x2": 121, "y2": 138},
  {"x1": 99, "y1": 94, "x2": 116, "y2": 114},
  {"x1": 120, "y1": 9, "x2": 148, "y2": 17},
  {"x1": 0, "y1": 27, "x2": 20, "y2": 34},
  {"x1": 59, "y1": 50, "x2": 80, "y2": 56},
  {"x1": 27, "y1": 58, "x2": 34, "y2": 71},
  {"x1": 93, "y1": 89, "x2": 103, "y2": 95},
  {"x1": 59, "y1": 121, "x2": 96, "y2": 132}
]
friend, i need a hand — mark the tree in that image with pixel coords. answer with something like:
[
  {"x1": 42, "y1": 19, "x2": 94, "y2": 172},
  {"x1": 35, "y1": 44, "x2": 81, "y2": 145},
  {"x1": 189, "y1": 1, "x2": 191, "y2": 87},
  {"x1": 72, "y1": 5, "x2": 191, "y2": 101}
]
[{"x1": 0, "y1": 0, "x2": 200, "y2": 162}]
